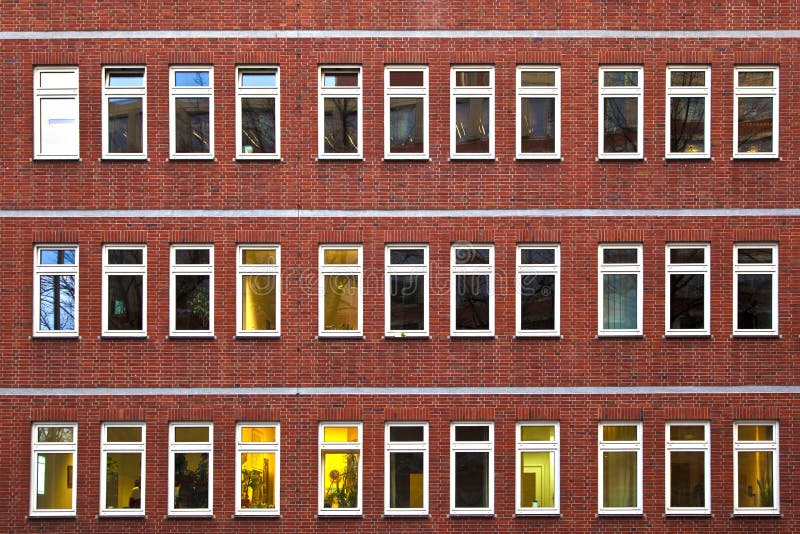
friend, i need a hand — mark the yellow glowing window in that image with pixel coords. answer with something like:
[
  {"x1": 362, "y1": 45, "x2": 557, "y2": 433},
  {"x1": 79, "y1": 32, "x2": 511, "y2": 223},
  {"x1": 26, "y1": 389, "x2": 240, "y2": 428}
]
[
  {"x1": 238, "y1": 246, "x2": 280, "y2": 335},
  {"x1": 320, "y1": 246, "x2": 362, "y2": 335},
  {"x1": 738, "y1": 425, "x2": 774, "y2": 441},
  {"x1": 243, "y1": 249, "x2": 277, "y2": 264},
  {"x1": 324, "y1": 426, "x2": 359, "y2": 443},
  {"x1": 602, "y1": 425, "x2": 638, "y2": 441},
  {"x1": 521, "y1": 425, "x2": 555, "y2": 442},
  {"x1": 324, "y1": 249, "x2": 359, "y2": 265},
  {"x1": 107, "y1": 426, "x2": 143, "y2": 442},
  {"x1": 174, "y1": 426, "x2": 210, "y2": 443},
  {"x1": 241, "y1": 426, "x2": 277, "y2": 443},
  {"x1": 31, "y1": 423, "x2": 77, "y2": 515},
  {"x1": 669, "y1": 425, "x2": 705, "y2": 441}
]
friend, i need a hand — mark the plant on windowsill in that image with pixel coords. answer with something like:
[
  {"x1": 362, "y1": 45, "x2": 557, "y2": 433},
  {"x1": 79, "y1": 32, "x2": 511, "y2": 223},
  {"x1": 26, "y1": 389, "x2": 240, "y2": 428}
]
[
  {"x1": 323, "y1": 453, "x2": 358, "y2": 509},
  {"x1": 757, "y1": 477, "x2": 774, "y2": 507}
]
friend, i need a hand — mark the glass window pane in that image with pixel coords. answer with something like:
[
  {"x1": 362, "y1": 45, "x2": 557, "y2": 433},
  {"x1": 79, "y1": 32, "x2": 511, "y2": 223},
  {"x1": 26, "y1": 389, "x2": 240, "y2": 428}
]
[
  {"x1": 174, "y1": 275, "x2": 211, "y2": 330},
  {"x1": 389, "y1": 249, "x2": 425, "y2": 265},
  {"x1": 454, "y1": 97, "x2": 490, "y2": 153},
  {"x1": 520, "y1": 425, "x2": 555, "y2": 442},
  {"x1": 106, "y1": 426, "x2": 143, "y2": 442},
  {"x1": 455, "y1": 70, "x2": 490, "y2": 87},
  {"x1": 738, "y1": 71, "x2": 773, "y2": 87},
  {"x1": 454, "y1": 451, "x2": 489, "y2": 508},
  {"x1": 670, "y1": 451, "x2": 705, "y2": 508},
  {"x1": 669, "y1": 273, "x2": 704, "y2": 330},
  {"x1": 324, "y1": 249, "x2": 359, "y2": 264},
  {"x1": 175, "y1": 71, "x2": 210, "y2": 87},
  {"x1": 455, "y1": 425, "x2": 490, "y2": 442},
  {"x1": 737, "y1": 451, "x2": 774, "y2": 508},
  {"x1": 105, "y1": 452, "x2": 142, "y2": 509},
  {"x1": 322, "y1": 451, "x2": 359, "y2": 508},
  {"x1": 35, "y1": 453, "x2": 73, "y2": 510},
  {"x1": 602, "y1": 425, "x2": 638, "y2": 441},
  {"x1": 604, "y1": 71, "x2": 638, "y2": 87},
  {"x1": 455, "y1": 248, "x2": 490, "y2": 265},
  {"x1": 670, "y1": 96, "x2": 705, "y2": 153},
  {"x1": 323, "y1": 426, "x2": 359, "y2": 443},
  {"x1": 738, "y1": 425, "x2": 774, "y2": 441},
  {"x1": 520, "y1": 451, "x2": 556, "y2": 508},
  {"x1": 521, "y1": 71, "x2": 555, "y2": 86},
  {"x1": 602, "y1": 451, "x2": 637, "y2": 508},
  {"x1": 520, "y1": 274, "x2": 556, "y2": 330},
  {"x1": 241, "y1": 426, "x2": 277, "y2": 443},
  {"x1": 603, "y1": 274, "x2": 638, "y2": 330},
  {"x1": 737, "y1": 97, "x2": 773, "y2": 153},
  {"x1": 240, "y1": 71, "x2": 276, "y2": 88},
  {"x1": 242, "y1": 249, "x2": 277, "y2": 265},
  {"x1": 389, "y1": 426, "x2": 424, "y2": 442},
  {"x1": 39, "y1": 274, "x2": 76, "y2": 331},
  {"x1": 603, "y1": 248, "x2": 638, "y2": 264},
  {"x1": 108, "y1": 274, "x2": 144, "y2": 331},
  {"x1": 37, "y1": 426, "x2": 74, "y2": 443},
  {"x1": 242, "y1": 275, "x2": 277, "y2": 331},
  {"x1": 175, "y1": 249, "x2": 210, "y2": 264},
  {"x1": 323, "y1": 71, "x2": 358, "y2": 87},
  {"x1": 603, "y1": 97, "x2": 638, "y2": 153},
  {"x1": 323, "y1": 275, "x2": 359, "y2": 331},
  {"x1": 670, "y1": 71, "x2": 705, "y2": 86},
  {"x1": 390, "y1": 274, "x2": 425, "y2": 331},
  {"x1": 39, "y1": 70, "x2": 77, "y2": 88},
  {"x1": 108, "y1": 97, "x2": 144, "y2": 153},
  {"x1": 389, "y1": 70, "x2": 424, "y2": 87},
  {"x1": 173, "y1": 452, "x2": 209, "y2": 509},
  {"x1": 521, "y1": 249, "x2": 555, "y2": 264},
  {"x1": 240, "y1": 452, "x2": 276, "y2": 509},
  {"x1": 737, "y1": 273, "x2": 773, "y2": 329},
  {"x1": 40, "y1": 249, "x2": 76, "y2": 265},
  {"x1": 241, "y1": 97, "x2": 276, "y2": 154},
  {"x1": 174, "y1": 426, "x2": 210, "y2": 442},
  {"x1": 107, "y1": 70, "x2": 145, "y2": 87},
  {"x1": 389, "y1": 452, "x2": 424, "y2": 508},
  {"x1": 737, "y1": 248, "x2": 773, "y2": 264},
  {"x1": 323, "y1": 97, "x2": 358, "y2": 153},
  {"x1": 669, "y1": 425, "x2": 705, "y2": 441},
  {"x1": 520, "y1": 97, "x2": 556, "y2": 153},
  {"x1": 670, "y1": 248, "x2": 705, "y2": 264},
  {"x1": 174, "y1": 97, "x2": 210, "y2": 153},
  {"x1": 389, "y1": 97, "x2": 424, "y2": 154},
  {"x1": 454, "y1": 274, "x2": 490, "y2": 330},
  {"x1": 108, "y1": 249, "x2": 143, "y2": 264}
]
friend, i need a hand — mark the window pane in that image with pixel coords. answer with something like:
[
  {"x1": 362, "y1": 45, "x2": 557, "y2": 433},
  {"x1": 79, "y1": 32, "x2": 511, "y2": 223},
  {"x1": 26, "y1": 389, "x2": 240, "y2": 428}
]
[
  {"x1": 175, "y1": 249, "x2": 210, "y2": 264},
  {"x1": 174, "y1": 97, "x2": 210, "y2": 153},
  {"x1": 39, "y1": 98, "x2": 78, "y2": 156},
  {"x1": 242, "y1": 275, "x2": 277, "y2": 331},
  {"x1": 323, "y1": 426, "x2": 359, "y2": 442},
  {"x1": 323, "y1": 97, "x2": 358, "y2": 153},
  {"x1": 389, "y1": 97, "x2": 424, "y2": 154},
  {"x1": 521, "y1": 71, "x2": 556, "y2": 86},
  {"x1": 35, "y1": 453, "x2": 73, "y2": 510},
  {"x1": 107, "y1": 70, "x2": 145, "y2": 87},
  {"x1": 454, "y1": 97, "x2": 490, "y2": 153},
  {"x1": 173, "y1": 452, "x2": 209, "y2": 509},
  {"x1": 108, "y1": 97, "x2": 143, "y2": 153},
  {"x1": 240, "y1": 71, "x2": 276, "y2": 87},
  {"x1": 521, "y1": 425, "x2": 555, "y2": 442},
  {"x1": 602, "y1": 425, "x2": 637, "y2": 441},
  {"x1": 669, "y1": 425, "x2": 705, "y2": 441},
  {"x1": 390, "y1": 452, "x2": 424, "y2": 508},
  {"x1": 107, "y1": 426, "x2": 143, "y2": 442},
  {"x1": 322, "y1": 452, "x2": 359, "y2": 508},
  {"x1": 175, "y1": 71, "x2": 209, "y2": 87},
  {"x1": 454, "y1": 451, "x2": 489, "y2": 508},
  {"x1": 108, "y1": 249, "x2": 143, "y2": 264},
  {"x1": 240, "y1": 452, "x2": 276, "y2": 509},
  {"x1": 604, "y1": 71, "x2": 638, "y2": 86},
  {"x1": 670, "y1": 71, "x2": 705, "y2": 87},
  {"x1": 737, "y1": 451, "x2": 774, "y2": 508},
  {"x1": 670, "y1": 97, "x2": 705, "y2": 153},
  {"x1": 520, "y1": 274, "x2": 556, "y2": 330},
  {"x1": 738, "y1": 71, "x2": 773, "y2": 87},
  {"x1": 389, "y1": 249, "x2": 424, "y2": 265},
  {"x1": 455, "y1": 425, "x2": 490, "y2": 442},
  {"x1": 603, "y1": 248, "x2": 637, "y2": 264},
  {"x1": 39, "y1": 274, "x2": 76, "y2": 331},
  {"x1": 670, "y1": 248, "x2": 705, "y2": 264},
  {"x1": 520, "y1": 97, "x2": 556, "y2": 153},
  {"x1": 737, "y1": 97, "x2": 773, "y2": 153},
  {"x1": 174, "y1": 275, "x2": 210, "y2": 330},
  {"x1": 107, "y1": 274, "x2": 144, "y2": 331},
  {"x1": 603, "y1": 451, "x2": 637, "y2": 508},
  {"x1": 737, "y1": 248, "x2": 773, "y2": 264},
  {"x1": 455, "y1": 71, "x2": 490, "y2": 87},
  {"x1": 454, "y1": 274, "x2": 490, "y2": 330},
  {"x1": 242, "y1": 249, "x2": 277, "y2": 265},
  {"x1": 105, "y1": 452, "x2": 142, "y2": 509},
  {"x1": 241, "y1": 426, "x2": 277, "y2": 443},
  {"x1": 175, "y1": 426, "x2": 210, "y2": 442},
  {"x1": 323, "y1": 71, "x2": 358, "y2": 87},
  {"x1": 323, "y1": 249, "x2": 359, "y2": 265},
  {"x1": 521, "y1": 249, "x2": 555, "y2": 265},
  {"x1": 603, "y1": 274, "x2": 638, "y2": 330},
  {"x1": 738, "y1": 425, "x2": 774, "y2": 441},
  {"x1": 737, "y1": 273, "x2": 773, "y2": 329},
  {"x1": 455, "y1": 248, "x2": 490, "y2": 265},
  {"x1": 241, "y1": 97, "x2": 276, "y2": 154},
  {"x1": 603, "y1": 97, "x2": 638, "y2": 153},
  {"x1": 37, "y1": 426, "x2": 74, "y2": 443},
  {"x1": 323, "y1": 275, "x2": 359, "y2": 331},
  {"x1": 40, "y1": 249, "x2": 76, "y2": 265},
  {"x1": 520, "y1": 451, "x2": 556, "y2": 508},
  {"x1": 390, "y1": 274, "x2": 425, "y2": 331},
  {"x1": 670, "y1": 451, "x2": 705, "y2": 508},
  {"x1": 669, "y1": 273, "x2": 704, "y2": 330},
  {"x1": 39, "y1": 70, "x2": 77, "y2": 88},
  {"x1": 389, "y1": 70, "x2": 424, "y2": 87},
  {"x1": 389, "y1": 426, "x2": 424, "y2": 442}
]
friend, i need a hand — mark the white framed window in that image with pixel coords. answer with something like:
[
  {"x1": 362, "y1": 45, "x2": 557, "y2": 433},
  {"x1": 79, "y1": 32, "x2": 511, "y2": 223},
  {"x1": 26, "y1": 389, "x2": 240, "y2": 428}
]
[
  {"x1": 666, "y1": 66, "x2": 710, "y2": 158},
  {"x1": 385, "y1": 245, "x2": 428, "y2": 337},
  {"x1": 451, "y1": 66, "x2": 494, "y2": 159},
  {"x1": 319, "y1": 66, "x2": 362, "y2": 158},
  {"x1": 516, "y1": 245, "x2": 560, "y2": 336},
  {"x1": 516, "y1": 422, "x2": 560, "y2": 515},
  {"x1": 385, "y1": 423, "x2": 428, "y2": 515},
  {"x1": 385, "y1": 66, "x2": 428, "y2": 159},
  {"x1": 733, "y1": 244, "x2": 778, "y2": 335},
  {"x1": 734, "y1": 67, "x2": 778, "y2": 158},
  {"x1": 599, "y1": 66, "x2": 643, "y2": 159},
  {"x1": 169, "y1": 66, "x2": 213, "y2": 159},
  {"x1": 30, "y1": 423, "x2": 77, "y2": 516},
  {"x1": 516, "y1": 66, "x2": 560, "y2": 159},
  {"x1": 450, "y1": 422, "x2": 494, "y2": 515},
  {"x1": 168, "y1": 422, "x2": 213, "y2": 516},
  {"x1": 33, "y1": 245, "x2": 78, "y2": 337},
  {"x1": 236, "y1": 245, "x2": 280, "y2": 336},
  {"x1": 100, "y1": 423, "x2": 145, "y2": 516},
  {"x1": 451, "y1": 244, "x2": 494, "y2": 336},
  {"x1": 170, "y1": 245, "x2": 214, "y2": 337},
  {"x1": 236, "y1": 423, "x2": 280, "y2": 515},
  {"x1": 319, "y1": 423, "x2": 363, "y2": 515},
  {"x1": 665, "y1": 421, "x2": 710, "y2": 515},
  {"x1": 598, "y1": 244, "x2": 643, "y2": 336},
  {"x1": 598, "y1": 422, "x2": 643, "y2": 515},
  {"x1": 733, "y1": 421, "x2": 779, "y2": 515},
  {"x1": 33, "y1": 66, "x2": 79, "y2": 159},
  {"x1": 665, "y1": 244, "x2": 710, "y2": 336},
  {"x1": 102, "y1": 245, "x2": 146, "y2": 337},
  {"x1": 319, "y1": 245, "x2": 363, "y2": 337},
  {"x1": 102, "y1": 66, "x2": 146, "y2": 159},
  {"x1": 236, "y1": 66, "x2": 280, "y2": 159}
]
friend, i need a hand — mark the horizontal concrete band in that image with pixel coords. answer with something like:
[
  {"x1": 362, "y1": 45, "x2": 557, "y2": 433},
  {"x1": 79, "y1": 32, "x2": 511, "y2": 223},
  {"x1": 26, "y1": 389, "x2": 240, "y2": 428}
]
[{"x1": 1, "y1": 386, "x2": 799, "y2": 396}]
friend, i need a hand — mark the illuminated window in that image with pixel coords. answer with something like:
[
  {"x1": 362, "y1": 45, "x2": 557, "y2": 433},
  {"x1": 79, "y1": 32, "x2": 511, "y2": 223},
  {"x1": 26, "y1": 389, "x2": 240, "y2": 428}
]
[
  {"x1": 598, "y1": 244, "x2": 643, "y2": 336},
  {"x1": 102, "y1": 245, "x2": 146, "y2": 336},
  {"x1": 236, "y1": 423, "x2": 279, "y2": 515},
  {"x1": 169, "y1": 423, "x2": 213, "y2": 516},
  {"x1": 734, "y1": 67, "x2": 778, "y2": 158},
  {"x1": 451, "y1": 245, "x2": 494, "y2": 336},
  {"x1": 30, "y1": 423, "x2": 77, "y2": 516},
  {"x1": 666, "y1": 66, "x2": 710, "y2": 158},
  {"x1": 169, "y1": 66, "x2": 213, "y2": 159},
  {"x1": 236, "y1": 67, "x2": 279, "y2": 158},
  {"x1": 516, "y1": 66, "x2": 560, "y2": 159},
  {"x1": 102, "y1": 67, "x2": 146, "y2": 158},
  {"x1": 33, "y1": 245, "x2": 78, "y2": 337},
  {"x1": 319, "y1": 423, "x2": 362, "y2": 515},
  {"x1": 598, "y1": 422, "x2": 642, "y2": 515},
  {"x1": 599, "y1": 67, "x2": 643, "y2": 159},
  {"x1": 33, "y1": 66, "x2": 79, "y2": 159},
  {"x1": 237, "y1": 245, "x2": 280, "y2": 336},
  {"x1": 516, "y1": 423, "x2": 559, "y2": 514},
  {"x1": 319, "y1": 66, "x2": 362, "y2": 158},
  {"x1": 734, "y1": 244, "x2": 778, "y2": 335},
  {"x1": 170, "y1": 245, "x2": 214, "y2": 336},
  {"x1": 516, "y1": 245, "x2": 560, "y2": 336},
  {"x1": 665, "y1": 244, "x2": 709, "y2": 336},
  {"x1": 451, "y1": 66, "x2": 494, "y2": 159},
  {"x1": 319, "y1": 245, "x2": 362, "y2": 336},
  {"x1": 734, "y1": 422, "x2": 779, "y2": 515},
  {"x1": 385, "y1": 245, "x2": 428, "y2": 337},
  {"x1": 450, "y1": 423, "x2": 494, "y2": 515},
  {"x1": 385, "y1": 66, "x2": 428, "y2": 159},
  {"x1": 100, "y1": 423, "x2": 145, "y2": 516},
  {"x1": 385, "y1": 423, "x2": 428, "y2": 515},
  {"x1": 665, "y1": 422, "x2": 710, "y2": 514}
]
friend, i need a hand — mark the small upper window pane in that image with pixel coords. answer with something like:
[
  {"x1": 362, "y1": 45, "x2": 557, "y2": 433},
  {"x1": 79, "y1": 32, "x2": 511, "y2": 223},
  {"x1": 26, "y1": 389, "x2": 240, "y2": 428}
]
[
  {"x1": 602, "y1": 425, "x2": 638, "y2": 441},
  {"x1": 389, "y1": 426, "x2": 425, "y2": 442},
  {"x1": 521, "y1": 249, "x2": 556, "y2": 265},
  {"x1": 175, "y1": 249, "x2": 211, "y2": 265},
  {"x1": 389, "y1": 248, "x2": 425, "y2": 265},
  {"x1": 38, "y1": 70, "x2": 78, "y2": 88},
  {"x1": 738, "y1": 425, "x2": 774, "y2": 441},
  {"x1": 455, "y1": 70, "x2": 490, "y2": 87},
  {"x1": 174, "y1": 426, "x2": 210, "y2": 442},
  {"x1": 37, "y1": 426, "x2": 74, "y2": 442},
  {"x1": 108, "y1": 249, "x2": 144, "y2": 265},
  {"x1": 242, "y1": 249, "x2": 277, "y2": 265},
  {"x1": 174, "y1": 71, "x2": 210, "y2": 87},
  {"x1": 521, "y1": 71, "x2": 556, "y2": 87},
  {"x1": 241, "y1": 426, "x2": 277, "y2": 443},
  {"x1": 106, "y1": 426, "x2": 143, "y2": 442},
  {"x1": 669, "y1": 425, "x2": 705, "y2": 441},
  {"x1": 520, "y1": 425, "x2": 556, "y2": 442},
  {"x1": 323, "y1": 426, "x2": 359, "y2": 442},
  {"x1": 454, "y1": 425, "x2": 490, "y2": 441},
  {"x1": 323, "y1": 70, "x2": 359, "y2": 87},
  {"x1": 389, "y1": 70, "x2": 424, "y2": 87},
  {"x1": 602, "y1": 248, "x2": 638, "y2": 264},
  {"x1": 323, "y1": 249, "x2": 359, "y2": 265},
  {"x1": 455, "y1": 248, "x2": 490, "y2": 265},
  {"x1": 39, "y1": 249, "x2": 76, "y2": 265},
  {"x1": 604, "y1": 71, "x2": 638, "y2": 87},
  {"x1": 240, "y1": 71, "x2": 277, "y2": 88},
  {"x1": 737, "y1": 248, "x2": 773, "y2": 264},
  {"x1": 669, "y1": 71, "x2": 705, "y2": 87},
  {"x1": 107, "y1": 70, "x2": 145, "y2": 88},
  {"x1": 738, "y1": 71, "x2": 774, "y2": 87},
  {"x1": 669, "y1": 248, "x2": 705, "y2": 264}
]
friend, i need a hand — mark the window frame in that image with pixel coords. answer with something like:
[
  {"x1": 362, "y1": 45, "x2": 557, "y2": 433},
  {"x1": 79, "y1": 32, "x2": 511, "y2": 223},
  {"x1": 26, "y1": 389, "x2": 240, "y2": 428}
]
[
  {"x1": 515, "y1": 422, "x2": 560, "y2": 515},
  {"x1": 235, "y1": 422, "x2": 280, "y2": 516},
  {"x1": 733, "y1": 421, "x2": 779, "y2": 515},
  {"x1": 598, "y1": 421, "x2": 643, "y2": 515},
  {"x1": 30, "y1": 422, "x2": 78, "y2": 517},
  {"x1": 169, "y1": 65, "x2": 214, "y2": 160},
  {"x1": 33, "y1": 66, "x2": 80, "y2": 160},
  {"x1": 450, "y1": 244, "x2": 495, "y2": 337},
  {"x1": 235, "y1": 65, "x2": 280, "y2": 160},
  {"x1": 318, "y1": 422, "x2": 363, "y2": 516},
  {"x1": 169, "y1": 244, "x2": 214, "y2": 337},
  {"x1": 236, "y1": 244, "x2": 281, "y2": 337},
  {"x1": 597, "y1": 244, "x2": 643, "y2": 336},
  {"x1": 665, "y1": 66, "x2": 711, "y2": 159},
  {"x1": 101, "y1": 244, "x2": 147, "y2": 337},
  {"x1": 384, "y1": 422, "x2": 429, "y2": 515},
  {"x1": 664, "y1": 421, "x2": 710, "y2": 515},
  {"x1": 733, "y1": 243, "x2": 778, "y2": 336},
  {"x1": 516, "y1": 244, "x2": 560, "y2": 336},
  {"x1": 99, "y1": 422, "x2": 146, "y2": 516},
  {"x1": 450, "y1": 65, "x2": 495, "y2": 159},
  {"x1": 318, "y1": 65, "x2": 363, "y2": 160},
  {"x1": 384, "y1": 65, "x2": 429, "y2": 160},
  {"x1": 450, "y1": 422, "x2": 494, "y2": 515},
  {"x1": 665, "y1": 243, "x2": 710, "y2": 336},
  {"x1": 598, "y1": 66, "x2": 644, "y2": 160},
  {"x1": 101, "y1": 66, "x2": 147, "y2": 159},
  {"x1": 384, "y1": 244, "x2": 429, "y2": 337},
  {"x1": 33, "y1": 244, "x2": 79, "y2": 338},
  {"x1": 168, "y1": 422, "x2": 214, "y2": 516},
  {"x1": 516, "y1": 65, "x2": 561, "y2": 159},
  {"x1": 733, "y1": 66, "x2": 779, "y2": 159},
  {"x1": 318, "y1": 244, "x2": 363, "y2": 337}
]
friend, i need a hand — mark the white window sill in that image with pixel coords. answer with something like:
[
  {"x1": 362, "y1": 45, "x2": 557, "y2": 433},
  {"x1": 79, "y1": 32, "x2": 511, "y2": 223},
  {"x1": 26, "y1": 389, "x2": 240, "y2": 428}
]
[
  {"x1": 32, "y1": 156, "x2": 80, "y2": 161},
  {"x1": 514, "y1": 511, "x2": 562, "y2": 517},
  {"x1": 165, "y1": 513, "x2": 215, "y2": 518},
  {"x1": 235, "y1": 332, "x2": 281, "y2": 339},
  {"x1": 384, "y1": 154, "x2": 429, "y2": 161},
  {"x1": 596, "y1": 332, "x2": 644, "y2": 338},
  {"x1": 596, "y1": 511, "x2": 645, "y2": 517},
  {"x1": 449, "y1": 333, "x2": 495, "y2": 339},
  {"x1": 449, "y1": 155, "x2": 495, "y2": 161},
  {"x1": 100, "y1": 333, "x2": 148, "y2": 339},
  {"x1": 448, "y1": 512, "x2": 495, "y2": 518},
  {"x1": 515, "y1": 332, "x2": 561, "y2": 338},
  {"x1": 30, "y1": 333, "x2": 80, "y2": 340},
  {"x1": 231, "y1": 512, "x2": 280, "y2": 518},
  {"x1": 515, "y1": 154, "x2": 562, "y2": 161},
  {"x1": 731, "y1": 511, "x2": 781, "y2": 518},
  {"x1": 664, "y1": 331, "x2": 711, "y2": 338},
  {"x1": 169, "y1": 154, "x2": 214, "y2": 161},
  {"x1": 27, "y1": 513, "x2": 77, "y2": 519},
  {"x1": 317, "y1": 511, "x2": 363, "y2": 517},
  {"x1": 664, "y1": 511, "x2": 712, "y2": 517},
  {"x1": 731, "y1": 332, "x2": 780, "y2": 338},
  {"x1": 664, "y1": 154, "x2": 711, "y2": 160},
  {"x1": 167, "y1": 334, "x2": 216, "y2": 339},
  {"x1": 101, "y1": 155, "x2": 148, "y2": 161},
  {"x1": 732, "y1": 154, "x2": 780, "y2": 160},
  {"x1": 317, "y1": 155, "x2": 364, "y2": 161},
  {"x1": 317, "y1": 334, "x2": 364, "y2": 339},
  {"x1": 97, "y1": 512, "x2": 146, "y2": 518},
  {"x1": 235, "y1": 154, "x2": 281, "y2": 161},
  {"x1": 597, "y1": 155, "x2": 645, "y2": 161},
  {"x1": 384, "y1": 332, "x2": 429, "y2": 339}
]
